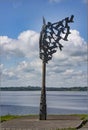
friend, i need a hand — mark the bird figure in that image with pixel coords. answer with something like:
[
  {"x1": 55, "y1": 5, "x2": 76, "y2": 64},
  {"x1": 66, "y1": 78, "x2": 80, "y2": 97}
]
[
  {"x1": 69, "y1": 15, "x2": 74, "y2": 22},
  {"x1": 63, "y1": 34, "x2": 68, "y2": 41},
  {"x1": 67, "y1": 26, "x2": 71, "y2": 34},
  {"x1": 49, "y1": 44, "x2": 58, "y2": 50},
  {"x1": 58, "y1": 43, "x2": 63, "y2": 51}
]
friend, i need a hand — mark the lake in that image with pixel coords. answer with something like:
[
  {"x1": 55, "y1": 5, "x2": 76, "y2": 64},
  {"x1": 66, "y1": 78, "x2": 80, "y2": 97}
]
[{"x1": 0, "y1": 91, "x2": 88, "y2": 115}]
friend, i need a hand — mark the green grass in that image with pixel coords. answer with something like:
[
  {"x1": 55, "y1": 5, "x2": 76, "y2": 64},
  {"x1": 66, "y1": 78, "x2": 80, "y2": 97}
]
[
  {"x1": 0, "y1": 115, "x2": 22, "y2": 122},
  {"x1": 0, "y1": 114, "x2": 38, "y2": 122},
  {"x1": 71, "y1": 114, "x2": 88, "y2": 120}
]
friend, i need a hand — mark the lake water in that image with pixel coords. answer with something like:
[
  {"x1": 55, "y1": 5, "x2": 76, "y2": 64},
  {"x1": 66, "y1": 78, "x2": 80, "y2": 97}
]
[{"x1": 0, "y1": 91, "x2": 88, "y2": 115}]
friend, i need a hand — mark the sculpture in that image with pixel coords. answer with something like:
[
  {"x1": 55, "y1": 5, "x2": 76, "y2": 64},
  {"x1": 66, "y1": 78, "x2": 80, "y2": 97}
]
[
  {"x1": 39, "y1": 15, "x2": 74, "y2": 63},
  {"x1": 39, "y1": 15, "x2": 74, "y2": 120}
]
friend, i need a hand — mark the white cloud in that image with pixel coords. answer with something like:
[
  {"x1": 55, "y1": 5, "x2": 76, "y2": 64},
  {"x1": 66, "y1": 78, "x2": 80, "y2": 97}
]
[
  {"x1": 17, "y1": 61, "x2": 28, "y2": 71},
  {"x1": 0, "y1": 29, "x2": 87, "y2": 87},
  {"x1": 0, "y1": 36, "x2": 12, "y2": 45},
  {"x1": 0, "y1": 64, "x2": 4, "y2": 70},
  {"x1": 0, "y1": 30, "x2": 39, "y2": 59}
]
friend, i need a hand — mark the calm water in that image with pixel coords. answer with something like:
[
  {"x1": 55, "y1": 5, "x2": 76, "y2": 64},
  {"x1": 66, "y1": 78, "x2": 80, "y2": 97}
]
[{"x1": 0, "y1": 91, "x2": 88, "y2": 115}]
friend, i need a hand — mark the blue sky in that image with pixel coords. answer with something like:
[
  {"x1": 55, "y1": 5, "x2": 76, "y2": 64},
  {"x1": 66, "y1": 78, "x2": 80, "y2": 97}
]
[
  {"x1": 0, "y1": 0, "x2": 87, "y2": 39},
  {"x1": 0, "y1": 0, "x2": 87, "y2": 87}
]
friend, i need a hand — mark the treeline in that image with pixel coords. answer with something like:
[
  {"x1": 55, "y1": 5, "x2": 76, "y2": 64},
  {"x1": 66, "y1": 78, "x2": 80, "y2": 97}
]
[{"x1": 0, "y1": 86, "x2": 87, "y2": 91}]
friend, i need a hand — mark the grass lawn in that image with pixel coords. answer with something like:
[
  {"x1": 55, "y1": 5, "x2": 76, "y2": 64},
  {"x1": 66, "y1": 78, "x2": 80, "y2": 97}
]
[
  {"x1": 72, "y1": 114, "x2": 88, "y2": 120},
  {"x1": 0, "y1": 115, "x2": 22, "y2": 122},
  {"x1": 0, "y1": 114, "x2": 39, "y2": 122}
]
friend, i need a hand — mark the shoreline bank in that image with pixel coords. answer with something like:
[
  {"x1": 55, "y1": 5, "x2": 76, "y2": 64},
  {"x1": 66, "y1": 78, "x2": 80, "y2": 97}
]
[{"x1": 1, "y1": 114, "x2": 88, "y2": 130}]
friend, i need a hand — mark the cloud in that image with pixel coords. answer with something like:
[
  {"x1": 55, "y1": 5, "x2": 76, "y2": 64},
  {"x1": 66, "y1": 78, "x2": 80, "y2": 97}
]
[
  {"x1": 0, "y1": 29, "x2": 87, "y2": 87},
  {"x1": 0, "y1": 30, "x2": 39, "y2": 59},
  {"x1": 0, "y1": 64, "x2": 18, "y2": 81},
  {"x1": 0, "y1": 36, "x2": 25, "y2": 58},
  {"x1": 46, "y1": 29, "x2": 87, "y2": 87},
  {"x1": 53, "y1": 30, "x2": 87, "y2": 62}
]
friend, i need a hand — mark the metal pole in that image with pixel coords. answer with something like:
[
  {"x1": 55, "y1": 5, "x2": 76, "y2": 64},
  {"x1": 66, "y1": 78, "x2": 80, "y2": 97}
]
[{"x1": 39, "y1": 61, "x2": 47, "y2": 120}]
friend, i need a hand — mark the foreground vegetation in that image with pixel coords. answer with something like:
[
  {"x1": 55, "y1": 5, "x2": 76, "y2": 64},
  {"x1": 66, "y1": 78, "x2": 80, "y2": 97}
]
[
  {"x1": 1, "y1": 114, "x2": 88, "y2": 123},
  {"x1": 0, "y1": 114, "x2": 39, "y2": 122},
  {"x1": 73, "y1": 114, "x2": 88, "y2": 120},
  {"x1": 0, "y1": 115, "x2": 21, "y2": 122}
]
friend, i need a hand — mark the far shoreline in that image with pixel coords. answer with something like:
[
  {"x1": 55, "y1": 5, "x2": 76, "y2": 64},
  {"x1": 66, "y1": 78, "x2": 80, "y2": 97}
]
[{"x1": 0, "y1": 86, "x2": 87, "y2": 91}]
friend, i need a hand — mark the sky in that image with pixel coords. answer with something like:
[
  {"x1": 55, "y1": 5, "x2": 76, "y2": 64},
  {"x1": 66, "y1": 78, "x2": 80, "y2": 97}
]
[{"x1": 0, "y1": 0, "x2": 87, "y2": 87}]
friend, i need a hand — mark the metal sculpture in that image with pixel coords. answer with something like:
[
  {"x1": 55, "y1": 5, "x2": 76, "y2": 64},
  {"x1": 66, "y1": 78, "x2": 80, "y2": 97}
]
[{"x1": 39, "y1": 15, "x2": 74, "y2": 120}]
